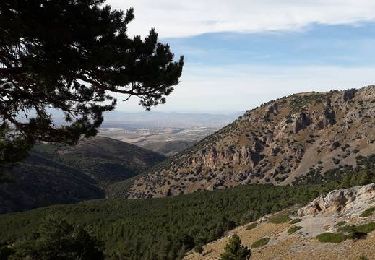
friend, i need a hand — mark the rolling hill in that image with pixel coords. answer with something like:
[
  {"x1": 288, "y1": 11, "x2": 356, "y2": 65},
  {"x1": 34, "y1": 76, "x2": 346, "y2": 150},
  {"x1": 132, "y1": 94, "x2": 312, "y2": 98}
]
[{"x1": 0, "y1": 137, "x2": 165, "y2": 213}]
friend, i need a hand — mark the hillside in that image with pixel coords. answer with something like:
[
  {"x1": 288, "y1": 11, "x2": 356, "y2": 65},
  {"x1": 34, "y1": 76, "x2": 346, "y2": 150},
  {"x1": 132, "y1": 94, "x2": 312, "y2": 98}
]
[
  {"x1": 0, "y1": 183, "x2": 329, "y2": 259},
  {"x1": 0, "y1": 162, "x2": 374, "y2": 259},
  {"x1": 186, "y1": 183, "x2": 375, "y2": 260},
  {"x1": 126, "y1": 86, "x2": 375, "y2": 198},
  {"x1": 0, "y1": 137, "x2": 165, "y2": 213},
  {"x1": 143, "y1": 140, "x2": 196, "y2": 156},
  {"x1": 0, "y1": 153, "x2": 374, "y2": 259},
  {"x1": 45, "y1": 137, "x2": 166, "y2": 186}
]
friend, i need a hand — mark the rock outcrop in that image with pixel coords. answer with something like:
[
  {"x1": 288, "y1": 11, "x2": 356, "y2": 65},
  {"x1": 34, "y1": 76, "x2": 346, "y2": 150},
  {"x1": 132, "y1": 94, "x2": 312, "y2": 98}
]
[
  {"x1": 125, "y1": 86, "x2": 375, "y2": 199},
  {"x1": 298, "y1": 183, "x2": 375, "y2": 217},
  {"x1": 185, "y1": 183, "x2": 375, "y2": 260}
]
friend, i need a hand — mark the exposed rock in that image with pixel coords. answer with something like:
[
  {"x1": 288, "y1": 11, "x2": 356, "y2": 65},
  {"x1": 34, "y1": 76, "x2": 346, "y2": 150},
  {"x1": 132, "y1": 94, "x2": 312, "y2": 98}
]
[
  {"x1": 343, "y1": 88, "x2": 357, "y2": 101},
  {"x1": 298, "y1": 183, "x2": 375, "y2": 217},
  {"x1": 125, "y1": 86, "x2": 375, "y2": 199},
  {"x1": 293, "y1": 112, "x2": 311, "y2": 133},
  {"x1": 185, "y1": 183, "x2": 375, "y2": 260}
]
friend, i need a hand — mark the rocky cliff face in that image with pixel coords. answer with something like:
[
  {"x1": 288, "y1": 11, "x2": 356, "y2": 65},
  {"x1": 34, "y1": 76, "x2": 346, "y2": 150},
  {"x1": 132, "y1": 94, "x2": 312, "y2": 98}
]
[
  {"x1": 127, "y1": 86, "x2": 375, "y2": 198},
  {"x1": 298, "y1": 183, "x2": 375, "y2": 217}
]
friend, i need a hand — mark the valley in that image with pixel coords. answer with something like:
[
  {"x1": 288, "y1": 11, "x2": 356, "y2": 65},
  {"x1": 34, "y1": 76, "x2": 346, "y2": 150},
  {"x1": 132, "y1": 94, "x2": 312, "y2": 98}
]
[
  {"x1": 99, "y1": 126, "x2": 216, "y2": 156},
  {"x1": 97, "y1": 112, "x2": 239, "y2": 156},
  {"x1": 2, "y1": 1, "x2": 375, "y2": 259},
  {"x1": 0, "y1": 137, "x2": 165, "y2": 214},
  {"x1": 0, "y1": 87, "x2": 374, "y2": 259}
]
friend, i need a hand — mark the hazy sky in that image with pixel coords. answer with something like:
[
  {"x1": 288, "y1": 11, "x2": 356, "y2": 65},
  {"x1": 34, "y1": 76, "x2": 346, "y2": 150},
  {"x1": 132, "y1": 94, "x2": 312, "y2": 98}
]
[{"x1": 107, "y1": 0, "x2": 375, "y2": 112}]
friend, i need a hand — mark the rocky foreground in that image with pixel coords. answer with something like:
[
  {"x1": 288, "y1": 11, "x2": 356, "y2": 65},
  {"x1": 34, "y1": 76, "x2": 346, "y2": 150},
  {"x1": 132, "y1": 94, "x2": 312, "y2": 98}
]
[{"x1": 185, "y1": 184, "x2": 375, "y2": 260}]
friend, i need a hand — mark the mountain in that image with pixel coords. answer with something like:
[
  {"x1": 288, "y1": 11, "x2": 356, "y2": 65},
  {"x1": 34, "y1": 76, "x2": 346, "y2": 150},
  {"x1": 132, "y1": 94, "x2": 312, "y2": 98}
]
[
  {"x1": 0, "y1": 154, "x2": 374, "y2": 258},
  {"x1": 126, "y1": 86, "x2": 375, "y2": 198},
  {"x1": 142, "y1": 140, "x2": 196, "y2": 156},
  {"x1": 0, "y1": 137, "x2": 165, "y2": 213},
  {"x1": 186, "y1": 183, "x2": 375, "y2": 259}
]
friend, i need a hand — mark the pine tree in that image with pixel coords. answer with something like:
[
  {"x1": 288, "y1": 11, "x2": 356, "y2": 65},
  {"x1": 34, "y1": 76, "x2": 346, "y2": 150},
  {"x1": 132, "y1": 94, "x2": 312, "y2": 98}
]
[
  {"x1": 220, "y1": 234, "x2": 251, "y2": 260},
  {"x1": 0, "y1": 0, "x2": 184, "y2": 165},
  {"x1": 11, "y1": 218, "x2": 104, "y2": 259}
]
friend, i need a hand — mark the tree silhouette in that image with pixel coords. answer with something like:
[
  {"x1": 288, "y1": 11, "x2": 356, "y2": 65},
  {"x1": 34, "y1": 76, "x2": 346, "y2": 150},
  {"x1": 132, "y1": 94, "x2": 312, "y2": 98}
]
[{"x1": 0, "y1": 0, "x2": 184, "y2": 164}]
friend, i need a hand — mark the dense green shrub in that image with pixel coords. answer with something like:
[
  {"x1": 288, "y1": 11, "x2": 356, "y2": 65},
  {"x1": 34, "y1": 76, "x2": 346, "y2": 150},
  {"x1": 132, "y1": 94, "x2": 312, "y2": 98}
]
[
  {"x1": 220, "y1": 235, "x2": 251, "y2": 260},
  {"x1": 360, "y1": 207, "x2": 375, "y2": 217},
  {"x1": 316, "y1": 233, "x2": 346, "y2": 243},
  {"x1": 269, "y1": 214, "x2": 290, "y2": 224},
  {"x1": 10, "y1": 218, "x2": 104, "y2": 260},
  {"x1": 338, "y1": 222, "x2": 375, "y2": 239},
  {"x1": 194, "y1": 245, "x2": 203, "y2": 254},
  {"x1": 251, "y1": 237, "x2": 270, "y2": 248},
  {"x1": 288, "y1": 226, "x2": 302, "y2": 234},
  {"x1": 289, "y1": 218, "x2": 302, "y2": 224},
  {"x1": 245, "y1": 223, "x2": 258, "y2": 230},
  {"x1": 316, "y1": 221, "x2": 375, "y2": 245}
]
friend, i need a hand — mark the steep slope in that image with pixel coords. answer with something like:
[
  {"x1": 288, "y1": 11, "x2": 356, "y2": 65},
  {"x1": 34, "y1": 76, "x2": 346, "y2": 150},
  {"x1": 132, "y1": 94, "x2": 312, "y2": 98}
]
[
  {"x1": 48, "y1": 137, "x2": 166, "y2": 186},
  {"x1": 142, "y1": 140, "x2": 196, "y2": 156},
  {"x1": 186, "y1": 183, "x2": 375, "y2": 260},
  {"x1": 127, "y1": 86, "x2": 375, "y2": 198},
  {"x1": 0, "y1": 152, "x2": 103, "y2": 214},
  {"x1": 0, "y1": 137, "x2": 165, "y2": 213}
]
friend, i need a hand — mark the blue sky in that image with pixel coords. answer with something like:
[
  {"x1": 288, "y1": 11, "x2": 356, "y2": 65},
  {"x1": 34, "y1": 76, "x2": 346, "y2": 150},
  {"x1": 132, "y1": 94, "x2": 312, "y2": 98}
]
[
  {"x1": 107, "y1": 0, "x2": 375, "y2": 112},
  {"x1": 166, "y1": 24, "x2": 375, "y2": 67}
]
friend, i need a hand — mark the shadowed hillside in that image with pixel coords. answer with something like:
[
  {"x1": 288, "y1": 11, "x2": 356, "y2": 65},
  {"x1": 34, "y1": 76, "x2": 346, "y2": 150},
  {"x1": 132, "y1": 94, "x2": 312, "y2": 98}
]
[{"x1": 0, "y1": 137, "x2": 165, "y2": 213}]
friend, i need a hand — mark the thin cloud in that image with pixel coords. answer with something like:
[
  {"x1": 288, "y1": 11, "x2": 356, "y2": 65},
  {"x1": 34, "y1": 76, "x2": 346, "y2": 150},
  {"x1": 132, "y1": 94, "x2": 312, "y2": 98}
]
[
  {"x1": 108, "y1": 0, "x2": 375, "y2": 37},
  {"x1": 116, "y1": 65, "x2": 375, "y2": 112}
]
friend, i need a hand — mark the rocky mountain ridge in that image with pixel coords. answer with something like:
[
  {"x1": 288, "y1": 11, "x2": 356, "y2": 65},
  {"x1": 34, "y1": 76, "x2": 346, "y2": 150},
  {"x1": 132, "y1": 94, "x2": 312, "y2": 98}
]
[{"x1": 127, "y1": 86, "x2": 375, "y2": 198}]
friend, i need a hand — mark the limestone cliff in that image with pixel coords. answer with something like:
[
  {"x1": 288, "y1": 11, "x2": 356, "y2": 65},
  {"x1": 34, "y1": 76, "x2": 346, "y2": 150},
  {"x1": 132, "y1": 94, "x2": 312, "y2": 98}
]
[{"x1": 127, "y1": 86, "x2": 375, "y2": 198}]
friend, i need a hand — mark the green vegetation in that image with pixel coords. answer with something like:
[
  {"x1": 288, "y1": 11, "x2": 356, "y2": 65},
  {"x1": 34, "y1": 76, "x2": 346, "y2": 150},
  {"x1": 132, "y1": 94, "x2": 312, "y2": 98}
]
[
  {"x1": 0, "y1": 0, "x2": 184, "y2": 166},
  {"x1": 246, "y1": 223, "x2": 258, "y2": 230},
  {"x1": 289, "y1": 218, "x2": 302, "y2": 224},
  {"x1": 9, "y1": 218, "x2": 103, "y2": 260},
  {"x1": 194, "y1": 245, "x2": 203, "y2": 254},
  {"x1": 316, "y1": 233, "x2": 346, "y2": 243},
  {"x1": 1, "y1": 154, "x2": 375, "y2": 259},
  {"x1": 32, "y1": 140, "x2": 166, "y2": 186},
  {"x1": 317, "y1": 222, "x2": 375, "y2": 244},
  {"x1": 269, "y1": 213, "x2": 290, "y2": 224},
  {"x1": 289, "y1": 93, "x2": 325, "y2": 111},
  {"x1": 294, "y1": 155, "x2": 375, "y2": 188},
  {"x1": 220, "y1": 234, "x2": 251, "y2": 260},
  {"x1": 360, "y1": 207, "x2": 375, "y2": 217},
  {"x1": 0, "y1": 184, "x2": 327, "y2": 259},
  {"x1": 0, "y1": 139, "x2": 165, "y2": 213},
  {"x1": 251, "y1": 237, "x2": 270, "y2": 248},
  {"x1": 338, "y1": 222, "x2": 375, "y2": 239},
  {"x1": 288, "y1": 225, "x2": 302, "y2": 234}
]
